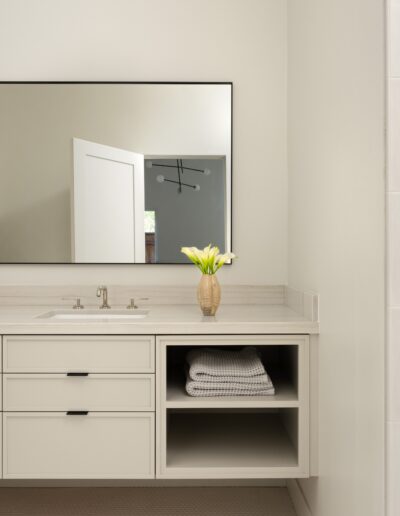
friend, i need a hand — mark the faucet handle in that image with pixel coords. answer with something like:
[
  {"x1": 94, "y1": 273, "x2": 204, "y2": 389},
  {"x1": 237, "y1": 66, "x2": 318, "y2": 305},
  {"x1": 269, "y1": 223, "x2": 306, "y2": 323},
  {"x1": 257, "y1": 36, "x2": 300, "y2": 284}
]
[
  {"x1": 73, "y1": 298, "x2": 84, "y2": 310},
  {"x1": 127, "y1": 298, "x2": 138, "y2": 310}
]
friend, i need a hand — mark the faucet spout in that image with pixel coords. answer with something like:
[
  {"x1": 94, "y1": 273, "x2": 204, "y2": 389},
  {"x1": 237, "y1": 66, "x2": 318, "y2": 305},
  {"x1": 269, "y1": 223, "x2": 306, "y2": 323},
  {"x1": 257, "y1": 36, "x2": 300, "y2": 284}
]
[{"x1": 96, "y1": 286, "x2": 111, "y2": 309}]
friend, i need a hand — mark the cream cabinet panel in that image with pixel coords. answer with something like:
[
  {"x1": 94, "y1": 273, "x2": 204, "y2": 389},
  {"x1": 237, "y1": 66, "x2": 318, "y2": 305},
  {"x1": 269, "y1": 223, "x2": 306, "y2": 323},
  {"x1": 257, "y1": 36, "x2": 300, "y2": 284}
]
[
  {"x1": 0, "y1": 336, "x2": 2, "y2": 411},
  {"x1": 3, "y1": 335, "x2": 155, "y2": 373},
  {"x1": 3, "y1": 374, "x2": 155, "y2": 412},
  {"x1": 0, "y1": 414, "x2": 2, "y2": 478},
  {"x1": 3, "y1": 412, "x2": 155, "y2": 479}
]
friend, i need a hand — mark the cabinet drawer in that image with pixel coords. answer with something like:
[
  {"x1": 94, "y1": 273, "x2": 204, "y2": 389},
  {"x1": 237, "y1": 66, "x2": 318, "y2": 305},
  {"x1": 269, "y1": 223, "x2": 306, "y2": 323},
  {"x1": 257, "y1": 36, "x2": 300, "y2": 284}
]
[
  {"x1": 3, "y1": 374, "x2": 154, "y2": 412},
  {"x1": 3, "y1": 412, "x2": 155, "y2": 479},
  {"x1": 3, "y1": 336, "x2": 155, "y2": 373}
]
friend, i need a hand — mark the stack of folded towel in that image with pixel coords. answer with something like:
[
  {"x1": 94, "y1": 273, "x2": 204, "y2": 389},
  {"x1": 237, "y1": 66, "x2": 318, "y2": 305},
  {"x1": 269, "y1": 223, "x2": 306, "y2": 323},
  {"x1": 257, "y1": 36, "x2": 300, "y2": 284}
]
[{"x1": 185, "y1": 346, "x2": 275, "y2": 397}]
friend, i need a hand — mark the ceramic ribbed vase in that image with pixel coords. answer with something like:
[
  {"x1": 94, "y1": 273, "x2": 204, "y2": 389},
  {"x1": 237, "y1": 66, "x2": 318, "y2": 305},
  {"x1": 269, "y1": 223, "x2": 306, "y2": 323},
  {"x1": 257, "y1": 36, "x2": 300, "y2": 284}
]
[{"x1": 197, "y1": 274, "x2": 221, "y2": 316}]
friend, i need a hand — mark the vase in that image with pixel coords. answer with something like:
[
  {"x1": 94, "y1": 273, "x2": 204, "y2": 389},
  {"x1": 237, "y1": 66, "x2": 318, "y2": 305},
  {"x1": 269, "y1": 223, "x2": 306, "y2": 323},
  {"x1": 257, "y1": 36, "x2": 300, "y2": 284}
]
[{"x1": 197, "y1": 274, "x2": 221, "y2": 316}]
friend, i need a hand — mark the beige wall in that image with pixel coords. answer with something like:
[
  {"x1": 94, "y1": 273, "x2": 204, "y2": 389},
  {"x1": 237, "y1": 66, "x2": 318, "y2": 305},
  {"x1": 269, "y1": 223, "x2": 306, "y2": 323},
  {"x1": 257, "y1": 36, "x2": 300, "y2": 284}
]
[
  {"x1": 287, "y1": 1, "x2": 385, "y2": 515},
  {"x1": 0, "y1": 0, "x2": 287, "y2": 285}
]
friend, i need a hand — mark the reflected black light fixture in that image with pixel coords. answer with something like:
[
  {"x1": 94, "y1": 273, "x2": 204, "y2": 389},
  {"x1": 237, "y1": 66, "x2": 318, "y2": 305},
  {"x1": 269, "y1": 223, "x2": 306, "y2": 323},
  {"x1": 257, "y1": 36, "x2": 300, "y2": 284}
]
[{"x1": 146, "y1": 159, "x2": 211, "y2": 193}]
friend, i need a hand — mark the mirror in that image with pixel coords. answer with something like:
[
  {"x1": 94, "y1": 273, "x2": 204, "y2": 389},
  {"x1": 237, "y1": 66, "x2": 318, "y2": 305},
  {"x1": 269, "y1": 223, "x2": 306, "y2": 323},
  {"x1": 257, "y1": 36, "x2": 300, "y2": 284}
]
[{"x1": 0, "y1": 82, "x2": 232, "y2": 264}]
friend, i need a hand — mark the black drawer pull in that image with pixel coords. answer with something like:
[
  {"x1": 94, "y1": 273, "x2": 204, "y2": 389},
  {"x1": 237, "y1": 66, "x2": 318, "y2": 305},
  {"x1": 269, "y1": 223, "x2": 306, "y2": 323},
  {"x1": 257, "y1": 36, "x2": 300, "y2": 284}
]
[
  {"x1": 66, "y1": 411, "x2": 89, "y2": 416},
  {"x1": 66, "y1": 372, "x2": 89, "y2": 377}
]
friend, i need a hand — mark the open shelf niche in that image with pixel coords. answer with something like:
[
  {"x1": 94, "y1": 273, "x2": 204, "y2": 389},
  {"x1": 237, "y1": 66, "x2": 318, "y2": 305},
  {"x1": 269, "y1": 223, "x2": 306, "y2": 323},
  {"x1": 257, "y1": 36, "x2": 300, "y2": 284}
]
[
  {"x1": 166, "y1": 408, "x2": 299, "y2": 469},
  {"x1": 166, "y1": 344, "x2": 299, "y2": 408},
  {"x1": 156, "y1": 335, "x2": 309, "y2": 479}
]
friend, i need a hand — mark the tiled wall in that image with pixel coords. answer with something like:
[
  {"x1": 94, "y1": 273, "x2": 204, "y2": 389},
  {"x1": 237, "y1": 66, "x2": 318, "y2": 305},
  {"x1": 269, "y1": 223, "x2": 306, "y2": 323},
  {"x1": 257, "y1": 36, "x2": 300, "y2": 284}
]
[{"x1": 388, "y1": 1, "x2": 400, "y2": 514}]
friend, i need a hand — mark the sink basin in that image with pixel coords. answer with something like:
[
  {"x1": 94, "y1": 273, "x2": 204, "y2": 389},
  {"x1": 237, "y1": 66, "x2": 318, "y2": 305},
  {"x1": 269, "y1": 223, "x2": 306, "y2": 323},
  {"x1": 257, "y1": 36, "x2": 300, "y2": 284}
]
[{"x1": 37, "y1": 309, "x2": 149, "y2": 321}]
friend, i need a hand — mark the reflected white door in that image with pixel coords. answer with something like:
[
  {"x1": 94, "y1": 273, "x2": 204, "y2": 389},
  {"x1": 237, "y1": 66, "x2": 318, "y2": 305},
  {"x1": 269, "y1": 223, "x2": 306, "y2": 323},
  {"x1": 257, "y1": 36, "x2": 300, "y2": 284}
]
[{"x1": 72, "y1": 139, "x2": 145, "y2": 263}]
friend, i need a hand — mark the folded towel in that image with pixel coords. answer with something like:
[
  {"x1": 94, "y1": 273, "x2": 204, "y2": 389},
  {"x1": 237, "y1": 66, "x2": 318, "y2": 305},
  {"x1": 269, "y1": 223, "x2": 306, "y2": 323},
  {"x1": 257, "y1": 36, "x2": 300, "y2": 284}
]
[
  {"x1": 186, "y1": 347, "x2": 271, "y2": 384},
  {"x1": 186, "y1": 375, "x2": 275, "y2": 397},
  {"x1": 185, "y1": 347, "x2": 275, "y2": 397}
]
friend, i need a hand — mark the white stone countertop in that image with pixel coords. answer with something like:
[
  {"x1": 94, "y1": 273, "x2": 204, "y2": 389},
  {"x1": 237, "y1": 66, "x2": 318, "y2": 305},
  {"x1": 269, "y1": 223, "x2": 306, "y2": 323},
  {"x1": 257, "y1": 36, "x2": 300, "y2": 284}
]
[{"x1": 0, "y1": 304, "x2": 319, "y2": 335}]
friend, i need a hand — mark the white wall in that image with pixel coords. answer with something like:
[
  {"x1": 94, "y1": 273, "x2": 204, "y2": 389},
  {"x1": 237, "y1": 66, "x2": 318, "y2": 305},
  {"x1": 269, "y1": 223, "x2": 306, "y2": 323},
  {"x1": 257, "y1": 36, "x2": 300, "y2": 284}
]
[
  {"x1": 0, "y1": 0, "x2": 287, "y2": 285},
  {"x1": 387, "y1": 1, "x2": 400, "y2": 514},
  {"x1": 287, "y1": 1, "x2": 385, "y2": 516}
]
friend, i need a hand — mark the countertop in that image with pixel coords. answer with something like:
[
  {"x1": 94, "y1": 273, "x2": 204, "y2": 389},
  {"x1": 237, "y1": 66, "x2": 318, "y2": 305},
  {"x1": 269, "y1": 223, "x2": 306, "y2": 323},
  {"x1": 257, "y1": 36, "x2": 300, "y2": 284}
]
[{"x1": 0, "y1": 304, "x2": 319, "y2": 335}]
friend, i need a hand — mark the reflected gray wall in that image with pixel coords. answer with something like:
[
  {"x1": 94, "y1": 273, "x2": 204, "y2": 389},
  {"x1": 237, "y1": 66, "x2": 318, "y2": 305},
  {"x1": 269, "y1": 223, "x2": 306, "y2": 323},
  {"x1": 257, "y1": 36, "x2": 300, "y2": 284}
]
[{"x1": 145, "y1": 159, "x2": 226, "y2": 263}]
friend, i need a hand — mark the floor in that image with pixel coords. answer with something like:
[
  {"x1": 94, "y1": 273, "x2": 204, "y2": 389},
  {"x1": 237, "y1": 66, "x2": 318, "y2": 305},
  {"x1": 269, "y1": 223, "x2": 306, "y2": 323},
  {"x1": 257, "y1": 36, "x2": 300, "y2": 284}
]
[{"x1": 0, "y1": 487, "x2": 296, "y2": 516}]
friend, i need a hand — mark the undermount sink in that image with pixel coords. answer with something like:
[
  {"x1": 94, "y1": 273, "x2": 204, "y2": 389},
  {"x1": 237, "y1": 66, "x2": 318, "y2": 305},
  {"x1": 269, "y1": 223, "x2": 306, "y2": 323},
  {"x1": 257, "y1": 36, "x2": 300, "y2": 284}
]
[{"x1": 37, "y1": 309, "x2": 149, "y2": 321}]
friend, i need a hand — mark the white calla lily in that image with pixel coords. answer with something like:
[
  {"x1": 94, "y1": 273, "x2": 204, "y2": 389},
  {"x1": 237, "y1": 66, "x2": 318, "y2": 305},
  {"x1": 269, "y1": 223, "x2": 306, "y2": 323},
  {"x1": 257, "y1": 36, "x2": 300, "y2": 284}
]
[{"x1": 181, "y1": 244, "x2": 236, "y2": 274}]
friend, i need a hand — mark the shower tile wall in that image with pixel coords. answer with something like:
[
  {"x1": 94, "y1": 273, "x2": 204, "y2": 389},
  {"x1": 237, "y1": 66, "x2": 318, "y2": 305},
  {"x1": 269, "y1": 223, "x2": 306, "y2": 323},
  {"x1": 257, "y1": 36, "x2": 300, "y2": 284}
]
[{"x1": 387, "y1": 1, "x2": 400, "y2": 514}]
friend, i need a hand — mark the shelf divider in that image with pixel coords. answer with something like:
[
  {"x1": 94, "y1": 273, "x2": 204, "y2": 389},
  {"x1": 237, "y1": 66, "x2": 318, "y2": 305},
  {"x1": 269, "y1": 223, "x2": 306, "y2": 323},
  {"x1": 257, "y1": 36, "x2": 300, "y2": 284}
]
[{"x1": 166, "y1": 375, "x2": 299, "y2": 409}]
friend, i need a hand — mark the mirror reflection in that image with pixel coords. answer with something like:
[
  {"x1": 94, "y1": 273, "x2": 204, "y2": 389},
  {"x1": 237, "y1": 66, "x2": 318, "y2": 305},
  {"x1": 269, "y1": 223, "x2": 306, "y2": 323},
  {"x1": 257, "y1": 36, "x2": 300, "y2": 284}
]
[{"x1": 0, "y1": 83, "x2": 232, "y2": 263}]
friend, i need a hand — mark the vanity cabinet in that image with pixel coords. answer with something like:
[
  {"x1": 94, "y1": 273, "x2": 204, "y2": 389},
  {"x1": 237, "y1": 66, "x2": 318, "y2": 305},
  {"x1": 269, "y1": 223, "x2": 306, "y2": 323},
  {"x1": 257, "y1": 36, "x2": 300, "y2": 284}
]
[
  {"x1": 2, "y1": 335, "x2": 155, "y2": 479},
  {"x1": 0, "y1": 333, "x2": 311, "y2": 480}
]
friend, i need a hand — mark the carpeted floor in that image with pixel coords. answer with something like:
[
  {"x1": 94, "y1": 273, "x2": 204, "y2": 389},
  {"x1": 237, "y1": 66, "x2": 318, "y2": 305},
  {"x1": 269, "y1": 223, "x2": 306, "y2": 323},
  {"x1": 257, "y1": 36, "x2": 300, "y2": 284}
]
[{"x1": 0, "y1": 487, "x2": 296, "y2": 516}]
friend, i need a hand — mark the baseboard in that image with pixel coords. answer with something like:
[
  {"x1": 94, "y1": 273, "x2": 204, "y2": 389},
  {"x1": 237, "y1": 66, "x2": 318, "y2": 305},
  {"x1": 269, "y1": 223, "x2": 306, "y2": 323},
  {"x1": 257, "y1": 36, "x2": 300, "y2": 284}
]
[{"x1": 287, "y1": 480, "x2": 312, "y2": 516}]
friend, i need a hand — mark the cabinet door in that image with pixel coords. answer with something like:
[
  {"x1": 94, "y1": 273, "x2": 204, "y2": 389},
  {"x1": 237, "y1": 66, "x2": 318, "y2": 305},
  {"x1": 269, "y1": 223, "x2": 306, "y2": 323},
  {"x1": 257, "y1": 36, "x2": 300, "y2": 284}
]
[
  {"x1": 3, "y1": 412, "x2": 154, "y2": 479},
  {"x1": 3, "y1": 335, "x2": 155, "y2": 373},
  {"x1": 3, "y1": 374, "x2": 155, "y2": 412}
]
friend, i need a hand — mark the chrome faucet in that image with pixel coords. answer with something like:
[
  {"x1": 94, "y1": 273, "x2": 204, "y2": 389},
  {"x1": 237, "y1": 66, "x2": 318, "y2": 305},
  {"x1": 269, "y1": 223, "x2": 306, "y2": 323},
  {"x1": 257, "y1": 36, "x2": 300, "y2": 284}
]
[{"x1": 96, "y1": 286, "x2": 110, "y2": 309}]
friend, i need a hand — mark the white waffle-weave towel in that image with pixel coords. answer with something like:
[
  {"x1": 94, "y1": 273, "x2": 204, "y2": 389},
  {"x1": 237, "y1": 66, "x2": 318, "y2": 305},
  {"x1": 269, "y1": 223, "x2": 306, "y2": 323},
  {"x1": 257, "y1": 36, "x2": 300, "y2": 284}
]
[
  {"x1": 185, "y1": 376, "x2": 275, "y2": 397},
  {"x1": 185, "y1": 347, "x2": 275, "y2": 396}
]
